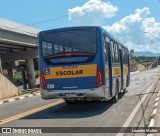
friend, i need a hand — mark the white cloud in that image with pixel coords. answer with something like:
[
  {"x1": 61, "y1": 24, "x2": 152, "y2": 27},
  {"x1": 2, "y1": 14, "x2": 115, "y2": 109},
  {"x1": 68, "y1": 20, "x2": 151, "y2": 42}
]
[
  {"x1": 68, "y1": 0, "x2": 118, "y2": 25},
  {"x1": 104, "y1": 7, "x2": 160, "y2": 53}
]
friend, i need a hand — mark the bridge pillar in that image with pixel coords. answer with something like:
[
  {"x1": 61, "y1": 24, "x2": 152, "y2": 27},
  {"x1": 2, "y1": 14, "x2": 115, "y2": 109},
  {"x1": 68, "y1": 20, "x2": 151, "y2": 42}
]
[
  {"x1": 25, "y1": 58, "x2": 36, "y2": 89},
  {"x1": 7, "y1": 69, "x2": 13, "y2": 82},
  {"x1": 22, "y1": 71, "x2": 27, "y2": 90},
  {"x1": 0, "y1": 58, "x2": 2, "y2": 73}
]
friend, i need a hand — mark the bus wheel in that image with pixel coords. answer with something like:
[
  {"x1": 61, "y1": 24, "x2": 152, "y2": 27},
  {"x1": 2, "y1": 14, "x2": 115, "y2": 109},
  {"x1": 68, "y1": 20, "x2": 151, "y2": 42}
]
[
  {"x1": 111, "y1": 83, "x2": 119, "y2": 103},
  {"x1": 122, "y1": 88, "x2": 126, "y2": 93}
]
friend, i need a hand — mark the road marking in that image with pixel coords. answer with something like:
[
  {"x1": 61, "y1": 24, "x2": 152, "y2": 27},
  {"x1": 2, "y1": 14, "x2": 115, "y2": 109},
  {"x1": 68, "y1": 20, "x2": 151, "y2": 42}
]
[
  {"x1": 0, "y1": 99, "x2": 64, "y2": 125},
  {"x1": 8, "y1": 99, "x2": 15, "y2": 102},
  {"x1": 149, "y1": 119, "x2": 155, "y2": 127},
  {"x1": 155, "y1": 97, "x2": 159, "y2": 102},
  {"x1": 116, "y1": 79, "x2": 157, "y2": 136},
  {"x1": 19, "y1": 96, "x2": 25, "y2": 100},
  {"x1": 154, "y1": 102, "x2": 158, "y2": 107},
  {"x1": 28, "y1": 94, "x2": 33, "y2": 97},
  {"x1": 152, "y1": 109, "x2": 157, "y2": 115}
]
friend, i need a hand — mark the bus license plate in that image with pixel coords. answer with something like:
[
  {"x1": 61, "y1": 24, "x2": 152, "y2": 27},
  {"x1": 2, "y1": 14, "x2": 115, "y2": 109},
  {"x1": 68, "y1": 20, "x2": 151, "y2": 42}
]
[{"x1": 66, "y1": 94, "x2": 76, "y2": 97}]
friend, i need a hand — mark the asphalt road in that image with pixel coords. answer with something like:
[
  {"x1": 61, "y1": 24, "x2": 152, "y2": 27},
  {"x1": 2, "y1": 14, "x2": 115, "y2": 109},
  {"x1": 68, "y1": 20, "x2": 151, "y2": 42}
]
[{"x1": 0, "y1": 67, "x2": 160, "y2": 136}]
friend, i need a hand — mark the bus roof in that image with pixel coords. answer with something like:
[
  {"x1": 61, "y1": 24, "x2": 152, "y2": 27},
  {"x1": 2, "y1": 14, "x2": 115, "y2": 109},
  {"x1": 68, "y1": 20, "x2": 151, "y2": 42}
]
[{"x1": 39, "y1": 26, "x2": 128, "y2": 50}]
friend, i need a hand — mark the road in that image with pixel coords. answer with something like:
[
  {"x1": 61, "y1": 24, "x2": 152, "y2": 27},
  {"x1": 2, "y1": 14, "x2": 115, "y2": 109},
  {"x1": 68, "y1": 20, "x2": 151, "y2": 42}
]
[{"x1": 0, "y1": 67, "x2": 160, "y2": 136}]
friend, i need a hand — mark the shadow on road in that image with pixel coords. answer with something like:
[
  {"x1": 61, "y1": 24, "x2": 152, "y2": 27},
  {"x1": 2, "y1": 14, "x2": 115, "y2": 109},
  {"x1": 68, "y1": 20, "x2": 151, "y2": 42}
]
[
  {"x1": 22, "y1": 93, "x2": 125, "y2": 120},
  {"x1": 22, "y1": 101, "x2": 112, "y2": 119}
]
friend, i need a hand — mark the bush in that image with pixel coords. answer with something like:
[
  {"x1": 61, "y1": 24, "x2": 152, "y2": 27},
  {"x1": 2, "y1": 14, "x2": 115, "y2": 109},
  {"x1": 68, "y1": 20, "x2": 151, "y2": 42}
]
[
  {"x1": 13, "y1": 75, "x2": 22, "y2": 86},
  {"x1": 35, "y1": 71, "x2": 39, "y2": 79}
]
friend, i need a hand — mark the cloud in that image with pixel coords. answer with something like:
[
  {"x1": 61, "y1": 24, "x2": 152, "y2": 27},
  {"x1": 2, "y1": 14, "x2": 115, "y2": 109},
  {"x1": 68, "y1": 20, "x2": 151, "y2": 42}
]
[
  {"x1": 104, "y1": 7, "x2": 160, "y2": 53},
  {"x1": 68, "y1": 0, "x2": 118, "y2": 25}
]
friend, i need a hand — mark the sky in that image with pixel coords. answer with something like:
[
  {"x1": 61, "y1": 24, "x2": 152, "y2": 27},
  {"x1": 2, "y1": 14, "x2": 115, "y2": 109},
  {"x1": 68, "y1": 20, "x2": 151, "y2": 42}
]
[{"x1": 0, "y1": 0, "x2": 160, "y2": 52}]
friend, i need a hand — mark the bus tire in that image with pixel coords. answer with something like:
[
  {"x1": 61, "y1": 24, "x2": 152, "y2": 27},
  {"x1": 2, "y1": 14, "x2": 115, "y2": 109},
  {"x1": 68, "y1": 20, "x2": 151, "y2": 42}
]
[
  {"x1": 111, "y1": 83, "x2": 119, "y2": 103},
  {"x1": 123, "y1": 88, "x2": 126, "y2": 93}
]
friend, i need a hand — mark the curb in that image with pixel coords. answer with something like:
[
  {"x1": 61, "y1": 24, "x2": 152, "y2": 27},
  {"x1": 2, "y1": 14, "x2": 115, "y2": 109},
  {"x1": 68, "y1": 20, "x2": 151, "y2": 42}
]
[
  {"x1": 0, "y1": 92, "x2": 40, "y2": 105},
  {"x1": 147, "y1": 89, "x2": 160, "y2": 136},
  {"x1": 130, "y1": 71, "x2": 140, "y2": 75}
]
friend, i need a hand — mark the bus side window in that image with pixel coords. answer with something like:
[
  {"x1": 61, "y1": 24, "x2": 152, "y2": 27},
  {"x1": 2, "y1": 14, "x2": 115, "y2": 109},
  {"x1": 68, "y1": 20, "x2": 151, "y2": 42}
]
[
  {"x1": 122, "y1": 48, "x2": 125, "y2": 65},
  {"x1": 124, "y1": 51, "x2": 129, "y2": 65},
  {"x1": 113, "y1": 43, "x2": 117, "y2": 63},
  {"x1": 116, "y1": 44, "x2": 119, "y2": 63},
  {"x1": 110, "y1": 41, "x2": 114, "y2": 63},
  {"x1": 114, "y1": 43, "x2": 119, "y2": 63},
  {"x1": 118, "y1": 44, "x2": 121, "y2": 62},
  {"x1": 103, "y1": 36, "x2": 107, "y2": 63}
]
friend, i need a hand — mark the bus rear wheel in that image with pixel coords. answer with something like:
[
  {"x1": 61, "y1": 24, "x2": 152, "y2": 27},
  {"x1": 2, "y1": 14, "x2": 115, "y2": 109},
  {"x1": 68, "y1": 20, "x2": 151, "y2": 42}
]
[{"x1": 111, "y1": 83, "x2": 119, "y2": 103}]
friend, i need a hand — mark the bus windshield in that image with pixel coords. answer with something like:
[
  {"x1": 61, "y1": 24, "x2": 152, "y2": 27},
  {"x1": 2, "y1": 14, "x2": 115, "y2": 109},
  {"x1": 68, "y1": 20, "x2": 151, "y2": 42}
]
[{"x1": 41, "y1": 29, "x2": 97, "y2": 59}]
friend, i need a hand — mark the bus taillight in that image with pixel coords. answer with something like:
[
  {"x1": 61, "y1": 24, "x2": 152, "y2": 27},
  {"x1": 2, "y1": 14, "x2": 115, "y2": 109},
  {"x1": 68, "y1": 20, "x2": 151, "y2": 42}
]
[
  {"x1": 96, "y1": 70, "x2": 102, "y2": 87},
  {"x1": 40, "y1": 73, "x2": 46, "y2": 89}
]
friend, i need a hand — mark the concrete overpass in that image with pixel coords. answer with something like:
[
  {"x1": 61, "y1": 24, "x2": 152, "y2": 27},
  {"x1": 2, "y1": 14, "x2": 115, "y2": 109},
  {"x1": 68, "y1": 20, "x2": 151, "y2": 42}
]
[{"x1": 0, "y1": 18, "x2": 39, "y2": 89}]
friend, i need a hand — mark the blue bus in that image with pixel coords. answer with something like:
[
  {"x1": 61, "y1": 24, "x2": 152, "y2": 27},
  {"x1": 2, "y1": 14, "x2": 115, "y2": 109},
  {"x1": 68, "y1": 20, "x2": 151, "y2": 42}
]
[{"x1": 38, "y1": 26, "x2": 130, "y2": 103}]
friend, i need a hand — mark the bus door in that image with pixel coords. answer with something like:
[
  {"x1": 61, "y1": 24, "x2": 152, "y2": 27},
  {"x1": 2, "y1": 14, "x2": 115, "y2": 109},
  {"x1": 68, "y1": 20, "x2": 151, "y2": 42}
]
[
  {"x1": 106, "y1": 44, "x2": 112, "y2": 97},
  {"x1": 119, "y1": 49, "x2": 123, "y2": 90}
]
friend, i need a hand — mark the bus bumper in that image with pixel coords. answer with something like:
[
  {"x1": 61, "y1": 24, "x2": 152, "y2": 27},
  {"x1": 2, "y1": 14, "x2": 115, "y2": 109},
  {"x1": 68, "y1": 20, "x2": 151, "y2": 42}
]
[{"x1": 41, "y1": 85, "x2": 106, "y2": 101}]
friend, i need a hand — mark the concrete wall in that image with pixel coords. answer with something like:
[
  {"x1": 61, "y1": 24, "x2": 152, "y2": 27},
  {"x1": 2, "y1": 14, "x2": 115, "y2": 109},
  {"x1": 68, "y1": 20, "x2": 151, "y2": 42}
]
[
  {"x1": 130, "y1": 63, "x2": 146, "y2": 72},
  {"x1": 0, "y1": 29, "x2": 37, "y2": 44},
  {"x1": 0, "y1": 73, "x2": 19, "y2": 100},
  {"x1": 130, "y1": 64, "x2": 138, "y2": 72}
]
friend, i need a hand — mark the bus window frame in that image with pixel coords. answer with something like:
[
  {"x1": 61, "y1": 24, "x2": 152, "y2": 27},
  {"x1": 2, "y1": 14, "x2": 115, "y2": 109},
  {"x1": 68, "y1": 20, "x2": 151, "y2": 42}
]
[
  {"x1": 102, "y1": 36, "x2": 107, "y2": 63},
  {"x1": 110, "y1": 40, "x2": 115, "y2": 64}
]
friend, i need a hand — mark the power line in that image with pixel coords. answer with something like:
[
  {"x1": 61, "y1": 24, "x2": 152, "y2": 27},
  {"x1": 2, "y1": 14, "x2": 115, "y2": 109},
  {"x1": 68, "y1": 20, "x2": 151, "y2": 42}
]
[
  {"x1": 144, "y1": 31, "x2": 160, "y2": 41},
  {"x1": 5, "y1": 1, "x2": 111, "y2": 32},
  {"x1": 9, "y1": 2, "x2": 106, "y2": 31}
]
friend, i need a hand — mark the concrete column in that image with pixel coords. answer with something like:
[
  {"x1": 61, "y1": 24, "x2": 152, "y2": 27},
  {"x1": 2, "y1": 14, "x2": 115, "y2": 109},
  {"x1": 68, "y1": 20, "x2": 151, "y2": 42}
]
[
  {"x1": 0, "y1": 58, "x2": 2, "y2": 73},
  {"x1": 22, "y1": 71, "x2": 27, "y2": 90},
  {"x1": 7, "y1": 69, "x2": 13, "y2": 82},
  {"x1": 25, "y1": 58, "x2": 36, "y2": 89}
]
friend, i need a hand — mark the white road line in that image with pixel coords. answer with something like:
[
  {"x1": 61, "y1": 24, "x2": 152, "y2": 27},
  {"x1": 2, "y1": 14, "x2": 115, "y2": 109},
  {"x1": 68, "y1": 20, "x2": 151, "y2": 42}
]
[
  {"x1": 149, "y1": 119, "x2": 155, "y2": 127},
  {"x1": 131, "y1": 71, "x2": 140, "y2": 75},
  {"x1": 154, "y1": 102, "x2": 158, "y2": 107},
  {"x1": 8, "y1": 99, "x2": 15, "y2": 102},
  {"x1": 147, "y1": 134, "x2": 153, "y2": 136},
  {"x1": 116, "y1": 79, "x2": 157, "y2": 136},
  {"x1": 19, "y1": 96, "x2": 25, "y2": 100},
  {"x1": 28, "y1": 94, "x2": 33, "y2": 97},
  {"x1": 152, "y1": 109, "x2": 157, "y2": 115},
  {"x1": 155, "y1": 97, "x2": 159, "y2": 102}
]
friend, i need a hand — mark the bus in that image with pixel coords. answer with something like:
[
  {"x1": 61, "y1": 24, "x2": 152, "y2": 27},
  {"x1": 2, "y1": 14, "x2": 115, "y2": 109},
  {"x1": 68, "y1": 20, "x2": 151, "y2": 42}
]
[{"x1": 38, "y1": 26, "x2": 130, "y2": 104}]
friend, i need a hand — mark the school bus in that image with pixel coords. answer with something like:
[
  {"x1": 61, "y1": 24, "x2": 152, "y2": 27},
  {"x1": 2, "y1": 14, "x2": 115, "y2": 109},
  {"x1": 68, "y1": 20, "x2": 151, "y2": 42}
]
[{"x1": 38, "y1": 26, "x2": 130, "y2": 104}]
